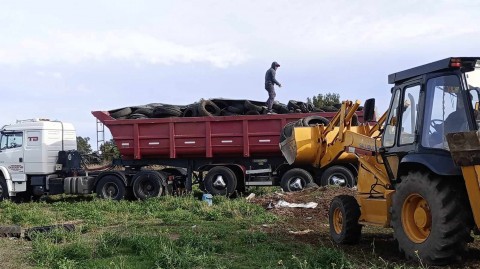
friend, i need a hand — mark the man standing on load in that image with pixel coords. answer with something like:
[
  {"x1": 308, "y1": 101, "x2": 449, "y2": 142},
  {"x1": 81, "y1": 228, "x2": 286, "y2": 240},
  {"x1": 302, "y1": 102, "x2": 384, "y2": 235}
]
[{"x1": 265, "y1": 61, "x2": 282, "y2": 114}]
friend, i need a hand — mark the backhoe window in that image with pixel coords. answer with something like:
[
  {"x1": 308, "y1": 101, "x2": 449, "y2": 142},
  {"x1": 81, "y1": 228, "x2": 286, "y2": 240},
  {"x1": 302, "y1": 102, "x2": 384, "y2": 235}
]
[
  {"x1": 422, "y1": 75, "x2": 467, "y2": 149},
  {"x1": 399, "y1": 85, "x2": 420, "y2": 145},
  {"x1": 0, "y1": 132, "x2": 23, "y2": 150},
  {"x1": 466, "y1": 67, "x2": 480, "y2": 128},
  {"x1": 383, "y1": 89, "x2": 401, "y2": 147}
]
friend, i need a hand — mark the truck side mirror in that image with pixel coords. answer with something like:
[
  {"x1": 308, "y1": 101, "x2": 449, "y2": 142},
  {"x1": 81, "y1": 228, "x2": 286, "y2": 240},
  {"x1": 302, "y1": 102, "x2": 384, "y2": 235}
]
[{"x1": 363, "y1": 98, "x2": 376, "y2": 122}]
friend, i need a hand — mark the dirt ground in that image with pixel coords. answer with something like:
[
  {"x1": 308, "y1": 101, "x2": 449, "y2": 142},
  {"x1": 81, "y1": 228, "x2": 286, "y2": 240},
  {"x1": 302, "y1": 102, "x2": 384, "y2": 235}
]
[{"x1": 251, "y1": 186, "x2": 480, "y2": 269}]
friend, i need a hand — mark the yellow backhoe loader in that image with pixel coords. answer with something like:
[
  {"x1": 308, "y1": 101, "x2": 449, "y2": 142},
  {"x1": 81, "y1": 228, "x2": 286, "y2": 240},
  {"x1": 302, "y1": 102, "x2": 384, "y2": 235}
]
[{"x1": 280, "y1": 57, "x2": 480, "y2": 265}]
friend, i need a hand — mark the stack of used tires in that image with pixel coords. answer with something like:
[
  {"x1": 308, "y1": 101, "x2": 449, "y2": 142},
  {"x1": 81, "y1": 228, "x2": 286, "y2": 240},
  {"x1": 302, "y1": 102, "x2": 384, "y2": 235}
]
[{"x1": 108, "y1": 98, "x2": 363, "y2": 120}]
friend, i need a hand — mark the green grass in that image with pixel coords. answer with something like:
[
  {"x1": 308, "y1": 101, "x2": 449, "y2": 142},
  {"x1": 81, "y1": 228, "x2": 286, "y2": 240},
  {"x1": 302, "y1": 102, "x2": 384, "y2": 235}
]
[{"x1": 0, "y1": 195, "x2": 425, "y2": 269}]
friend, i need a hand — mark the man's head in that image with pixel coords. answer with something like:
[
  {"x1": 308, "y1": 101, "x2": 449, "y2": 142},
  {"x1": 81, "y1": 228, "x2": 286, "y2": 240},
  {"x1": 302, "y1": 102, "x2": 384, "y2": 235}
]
[{"x1": 271, "y1": 61, "x2": 280, "y2": 69}]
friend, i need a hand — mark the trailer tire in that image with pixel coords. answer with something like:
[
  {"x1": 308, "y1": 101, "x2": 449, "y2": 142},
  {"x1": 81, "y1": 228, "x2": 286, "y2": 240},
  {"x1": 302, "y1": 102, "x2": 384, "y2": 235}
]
[
  {"x1": 391, "y1": 172, "x2": 471, "y2": 265},
  {"x1": 204, "y1": 166, "x2": 237, "y2": 196},
  {"x1": 302, "y1": 116, "x2": 330, "y2": 126},
  {"x1": 329, "y1": 195, "x2": 362, "y2": 244},
  {"x1": 110, "y1": 107, "x2": 132, "y2": 118},
  {"x1": 132, "y1": 171, "x2": 164, "y2": 200},
  {"x1": 0, "y1": 176, "x2": 8, "y2": 201},
  {"x1": 321, "y1": 166, "x2": 355, "y2": 187},
  {"x1": 280, "y1": 168, "x2": 313, "y2": 192},
  {"x1": 96, "y1": 176, "x2": 125, "y2": 200}
]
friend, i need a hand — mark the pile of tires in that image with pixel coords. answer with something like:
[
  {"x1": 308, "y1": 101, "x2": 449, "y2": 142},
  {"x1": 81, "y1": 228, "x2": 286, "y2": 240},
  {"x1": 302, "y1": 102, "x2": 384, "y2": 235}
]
[{"x1": 108, "y1": 98, "x2": 362, "y2": 120}]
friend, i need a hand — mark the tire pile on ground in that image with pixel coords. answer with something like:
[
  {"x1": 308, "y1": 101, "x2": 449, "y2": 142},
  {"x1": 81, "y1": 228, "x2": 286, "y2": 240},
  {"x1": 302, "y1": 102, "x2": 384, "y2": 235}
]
[{"x1": 108, "y1": 98, "x2": 358, "y2": 120}]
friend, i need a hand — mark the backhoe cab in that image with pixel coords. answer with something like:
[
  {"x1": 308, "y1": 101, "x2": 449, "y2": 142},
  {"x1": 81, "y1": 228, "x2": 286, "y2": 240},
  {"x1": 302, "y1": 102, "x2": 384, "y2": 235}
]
[
  {"x1": 300, "y1": 57, "x2": 480, "y2": 264},
  {"x1": 328, "y1": 57, "x2": 480, "y2": 265}
]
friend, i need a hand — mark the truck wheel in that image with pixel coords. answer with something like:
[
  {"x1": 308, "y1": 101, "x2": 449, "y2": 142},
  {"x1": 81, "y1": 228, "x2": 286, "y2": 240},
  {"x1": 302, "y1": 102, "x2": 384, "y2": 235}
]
[
  {"x1": 132, "y1": 171, "x2": 164, "y2": 200},
  {"x1": 280, "y1": 168, "x2": 313, "y2": 192},
  {"x1": 204, "y1": 166, "x2": 237, "y2": 196},
  {"x1": 0, "y1": 177, "x2": 8, "y2": 201},
  {"x1": 96, "y1": 176, "x2": 125, "y2": 200},
  {"x1": 329, "y1": 195, "x2": 362, "y2": 244},
  {"x1": 320, "y1": 166, "x2": 355, "y2": 187},
  {"x1": 391, "y1": 172, "x2": 471, "y2": 265}
]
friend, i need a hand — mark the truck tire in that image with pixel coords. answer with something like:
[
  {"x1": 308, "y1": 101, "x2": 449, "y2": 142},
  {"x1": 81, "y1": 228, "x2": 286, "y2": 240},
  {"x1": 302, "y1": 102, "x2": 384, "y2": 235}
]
[
  {"x1": 96, "y1": 175, "x2": 125, "y2": 200},
  {"x1": 320, "y1": 166, "x2": 355, "y2": 187},
  {"x1": 198, "y1": 100, "x2": 221, "y2": 116},
  {"x1": 227, "y1": 104, "x2": 244, "y2": 114},
  {"x1": 133, "y1": 107, "x2": 154, "y2": 117},
  {"x1": 391, "y1": 172, "x2": 471, "y2": 265},
  {"x1": 0, "y1": 177, "x2": 8, "y2": 201},
  {"x1": 110, "y1": 107, "x2": 132, "y2": 118},
  {"x1": 329, "y1": 195, "x2": 362, "y2": 244},
  {"x1": 153, "y1": 105, "x2": 182, "y2": 118},
  {"x1": 132, "y1": 171, "x2": 164, "y2": 200},
  {"x1": 182, "y1": 105, "x2": 198, "y2": 117},
  {"x1": 302, "y1": 116, "x2": 329, "y2": 126},
  {"x1": 280, "y1": 168, "x2": 313, "y2": 192},
  {"x1": 244, "y1": 100, "x2": 263, "y2": 113},
  {"x1": 204, "y1": 166, "x2": 237, "y2": 196}
]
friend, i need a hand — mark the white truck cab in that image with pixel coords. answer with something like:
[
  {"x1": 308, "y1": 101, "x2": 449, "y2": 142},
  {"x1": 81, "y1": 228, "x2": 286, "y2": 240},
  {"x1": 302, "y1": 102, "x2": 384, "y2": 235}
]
[{"x1": 0, "y1": 119, "x2": 77, "y2": 198}]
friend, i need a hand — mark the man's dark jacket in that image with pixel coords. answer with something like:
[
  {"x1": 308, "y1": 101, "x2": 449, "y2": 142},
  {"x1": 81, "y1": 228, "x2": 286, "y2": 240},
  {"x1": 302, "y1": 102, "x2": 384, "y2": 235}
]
[{"x1": 265, "y1": 62, "x2": 281, "y2": 89}]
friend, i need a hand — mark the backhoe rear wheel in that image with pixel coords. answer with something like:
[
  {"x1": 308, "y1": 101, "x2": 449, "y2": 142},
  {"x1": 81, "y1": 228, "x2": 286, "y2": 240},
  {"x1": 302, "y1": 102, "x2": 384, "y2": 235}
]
[
  {"x1": 328, "y1": 195, "x2": 362, "y2": 244},
  {"x1": 391, "y1": 172, "x2": 471, "y2": 265}
]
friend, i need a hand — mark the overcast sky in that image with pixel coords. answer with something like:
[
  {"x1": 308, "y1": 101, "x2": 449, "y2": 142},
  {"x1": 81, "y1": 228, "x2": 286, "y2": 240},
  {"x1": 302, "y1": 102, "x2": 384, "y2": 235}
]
[{"x1": 1, "y1": 0, "x2": 479, "y2": 149}]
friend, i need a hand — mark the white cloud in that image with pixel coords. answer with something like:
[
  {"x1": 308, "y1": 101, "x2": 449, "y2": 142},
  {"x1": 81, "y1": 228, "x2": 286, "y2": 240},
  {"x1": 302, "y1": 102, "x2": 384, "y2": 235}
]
[{"x1": 0, "y1": 31, "x2": 250, "y2": 68}]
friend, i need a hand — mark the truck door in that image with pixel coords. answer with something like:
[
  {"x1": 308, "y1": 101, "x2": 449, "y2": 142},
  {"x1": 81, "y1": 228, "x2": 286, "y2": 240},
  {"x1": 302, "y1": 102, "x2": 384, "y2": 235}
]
[{"x1": 0, "y1": 131, "x2": 26, "y2": 182}]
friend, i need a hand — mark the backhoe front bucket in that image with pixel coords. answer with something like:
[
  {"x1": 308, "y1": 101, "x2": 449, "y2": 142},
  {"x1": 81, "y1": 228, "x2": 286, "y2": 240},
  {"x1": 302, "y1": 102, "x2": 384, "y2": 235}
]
[{"x1": 280, "y1": 126, "x2": 321, "y2": 165}]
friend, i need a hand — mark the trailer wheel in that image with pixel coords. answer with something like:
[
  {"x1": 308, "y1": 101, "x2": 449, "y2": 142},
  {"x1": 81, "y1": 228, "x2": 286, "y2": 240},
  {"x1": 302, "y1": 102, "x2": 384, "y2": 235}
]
[
  {"x1": 391, "y1": 172, "x2": 471, "y2": 265},
  {"x1": 204, "y1": 166, "x2": 237, "y2": 196},
  {"x1": 320, "y1": 166, "x2": 355, "y2": 187},
  {"x1": 0, "y1": 177, "x2": 8, "y2": 201},
  {"x1": 329, "y1": 195, "x2": 362, "y2": 244},
  {"x1": 96, "y1": 176, "x2": 125, "y2": 200},
  {"x1": 280, "y1": 168, "x2": 313, "y2": 192},
  {"x1": 132, "y1": 171, "x2": 164, "y2": 200}
]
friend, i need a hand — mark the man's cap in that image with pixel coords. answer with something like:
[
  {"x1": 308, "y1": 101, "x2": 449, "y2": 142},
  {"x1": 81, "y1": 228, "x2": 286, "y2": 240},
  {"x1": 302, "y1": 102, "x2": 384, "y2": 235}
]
[{"x1": 273, "y1": 61, "x2": 280, "y2": 67}]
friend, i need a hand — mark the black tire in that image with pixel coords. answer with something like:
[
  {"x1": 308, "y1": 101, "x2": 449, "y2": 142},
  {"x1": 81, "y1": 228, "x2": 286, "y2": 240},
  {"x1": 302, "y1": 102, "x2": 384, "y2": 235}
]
[
  {"x1": 110, "y1": 107, "x2": 132, "y2": 118},
  {"x1": 153, "y1": 105, "x2": 182, "y2": 118},
  {"x1": 244, "y1": 100, "x2": 263, "y2": 113},
  {"x1": 351, "y1": 113, "x2": 359, "y2": 126},
  {"x1": 133, "y1": 107, "x2": 154, "y2": 117},
  {"x1": 128, "y1": 113, "x2": 148, "y2": 119},
  {"x1": 329, "y1": 195, "x2": 362, "y2": 244},
  {"x1": 226, "y1": 105, "x2": 243, "y2": 114},
  {"x1": 161, "y1": 168, "x2": 187, "y2": 195},
  {"x1": 287, "y1": 100, "x2": 300, "y2": 111},
  {"x1": 204, "y1": 166, "x2": 237, "y2": 196},
  {"x1": 212, "y1": 100, "x2": 229, "y2": 110},
  {"x1": 221, "y1": 109, "x2": 239, "y2": 116},
  {"x1": 132, "y1": 171, "x2": 165, "y2": 200},
  {"x1": 245, "y1": 110, "x2": 260, "y2": 115},
  {"x1": 391, "y1": 172, "x2": 471, "y2": 265},
  {"x1": 280, "y1": 121, "x2": 295, "y2": 142},
  {"x1": 182, "y1": 105, "x2": 198, "y2": 117},
  {"x1": 273, "y1": 103, "x2": 289, "y2": 114},
  {"x1": 198, "y1": 100, "x2": 221, "y2": 116},
  {"x1": 280, "y1": 168, "x2": 313, "y2": 192},
  {"x1": 96, "y1": 175, "x2": 126, "y2": 200},
  {"x1": 302, "y1": 116, "x2": 330, "y2": 126},
  {"x1": 0, "y1": 177, "x2": 8, "y2": 201},
  {"x1": 320, "y1": 166, "x2": 355, "y2": 187}
]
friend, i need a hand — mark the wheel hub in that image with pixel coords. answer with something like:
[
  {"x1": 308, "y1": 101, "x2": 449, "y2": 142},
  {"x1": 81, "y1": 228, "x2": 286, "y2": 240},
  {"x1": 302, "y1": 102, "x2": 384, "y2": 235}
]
[
  {"x1": 213, "y1": 176, "x2": 226, "y2": 188},
  {"x1": 402, "y1": 193, "x2": 431, "y2": 243},
  {"x1": 331, "y1": 175, "x2": 346, "y2": 186},
  {"x1": 289, "y1": 178, "x2": 303, "y2": 190},
  {"x1": 333, "y1": 208, "x2": 343, "y2": 234}
]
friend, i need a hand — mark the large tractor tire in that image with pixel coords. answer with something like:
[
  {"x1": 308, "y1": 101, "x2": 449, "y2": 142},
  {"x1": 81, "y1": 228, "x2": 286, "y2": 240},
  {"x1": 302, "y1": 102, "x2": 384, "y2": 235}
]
[
  {"x1": 204, "y1": 166, "x2": 237, "y2": 196},
  {"x1": 280, "y1": 168, "x2": 313, "y2": 192},
  {"x1": 329, "y1": 195, "x2": 362, "y2": 244},
  {"x1": 320, "y1": 165, "x2": 355, "y2": 187},
  {"x1": 391, "y1": 172, "x2": 471, "y2": 265}
]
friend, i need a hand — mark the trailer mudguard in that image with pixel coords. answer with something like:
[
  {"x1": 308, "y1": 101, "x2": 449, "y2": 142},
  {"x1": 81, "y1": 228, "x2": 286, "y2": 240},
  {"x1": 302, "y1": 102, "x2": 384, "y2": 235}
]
[{"x1": 400, "y1": 153, "x2": 461, "y2": 176}]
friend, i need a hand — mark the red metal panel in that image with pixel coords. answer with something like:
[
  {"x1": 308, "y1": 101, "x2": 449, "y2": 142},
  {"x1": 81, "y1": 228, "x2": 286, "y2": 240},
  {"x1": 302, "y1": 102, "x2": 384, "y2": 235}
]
[{"x1": 91, "y1": 110, "x2": 355, "y2": 160}]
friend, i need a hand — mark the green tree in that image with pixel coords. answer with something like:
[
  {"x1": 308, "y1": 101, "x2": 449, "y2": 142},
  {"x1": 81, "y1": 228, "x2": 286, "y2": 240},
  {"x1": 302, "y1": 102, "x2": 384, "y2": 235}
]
[
  {"x1": 100, "y1": 139, "x2": 120, "y2": 160},
  {"x1": 76, "y1": 136, "x2": 92, "y2": 154},
  {"x1": 308, "y1": 92, "x2": 340, "y2": 108}
]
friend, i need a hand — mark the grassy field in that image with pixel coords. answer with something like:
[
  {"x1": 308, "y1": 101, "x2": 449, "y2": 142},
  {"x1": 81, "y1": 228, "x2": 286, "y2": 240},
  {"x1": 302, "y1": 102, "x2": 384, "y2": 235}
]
[{"x1": 0, "y1": 189, "x2": 431, "y2": 269}]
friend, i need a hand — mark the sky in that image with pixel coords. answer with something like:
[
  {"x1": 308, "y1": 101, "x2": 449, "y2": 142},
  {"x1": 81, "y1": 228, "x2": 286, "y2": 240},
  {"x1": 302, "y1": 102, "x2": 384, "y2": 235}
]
[{"x1": 1, "y1": 0, "x2": 479, "y2": 150}]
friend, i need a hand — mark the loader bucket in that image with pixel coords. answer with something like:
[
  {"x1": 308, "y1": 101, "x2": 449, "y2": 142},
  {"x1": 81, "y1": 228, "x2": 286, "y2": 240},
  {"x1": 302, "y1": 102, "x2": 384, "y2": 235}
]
[
  {"x1": 280, "y1": 126, "x2": 321, "y2": 165},
  {"x1": 446, "y1": 131, "x2": 480, "y2": 166}
]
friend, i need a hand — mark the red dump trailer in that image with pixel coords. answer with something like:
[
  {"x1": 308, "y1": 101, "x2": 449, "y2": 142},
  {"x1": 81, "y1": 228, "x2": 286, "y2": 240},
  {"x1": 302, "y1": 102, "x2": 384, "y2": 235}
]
[{"x1": 92, "y1": 111, "x2": 363, "y2": 198}]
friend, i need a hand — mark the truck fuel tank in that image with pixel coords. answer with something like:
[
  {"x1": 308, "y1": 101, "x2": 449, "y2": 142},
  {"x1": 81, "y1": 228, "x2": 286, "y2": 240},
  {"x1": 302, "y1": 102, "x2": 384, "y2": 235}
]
[{"x1": 64, "y1": 176, "x2": 95, "y2": 195}]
